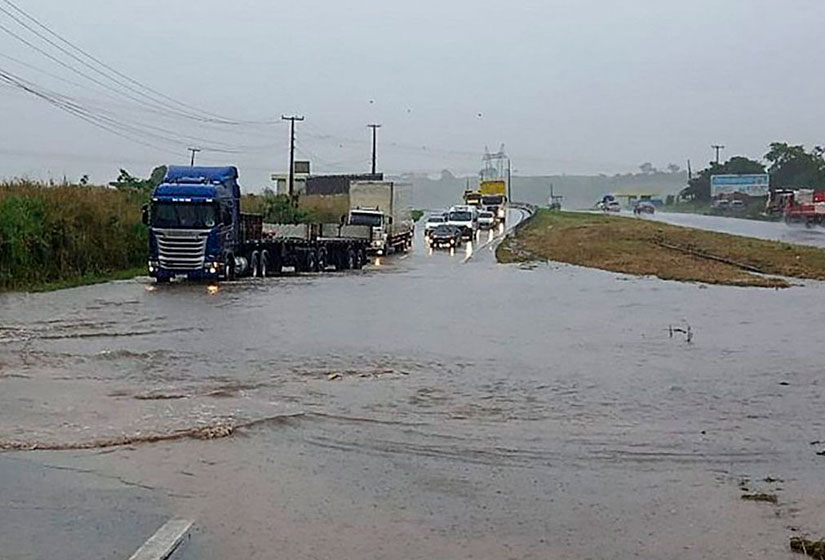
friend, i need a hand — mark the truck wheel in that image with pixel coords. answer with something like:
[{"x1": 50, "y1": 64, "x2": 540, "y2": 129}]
[
  {"x1": 260, "y1": 251, "x2": 271, "y2": 277},
  {"x1": 317, "y1": 249, "x2": 327, "y2": 272},
  {"x1": 306, "y1": 251, "x2": 318, "y2": 273},
  {"x1": 270, "y1": 255, "x2": 283, "y2": 276},
  {"x1": 346, "y1": 248, "x2": 356, "y2": 270},
  {"x1": 250, "y1": 251, "x2": 261, "y2": 278},
  {"x1": 225, "y1": 254, "x2": 236, "y2": 280}
]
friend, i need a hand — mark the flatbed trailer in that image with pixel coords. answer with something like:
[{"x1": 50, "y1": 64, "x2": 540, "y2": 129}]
[{"x1": 233, "y1": 216, "x2": 371, "y2": 277}]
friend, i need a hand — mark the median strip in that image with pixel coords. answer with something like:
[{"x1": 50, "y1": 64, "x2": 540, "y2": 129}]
[
  {"x1": 128, "y1": 518, "x2": 193, "y2": 560},
  {"x1": 496, "y1": 210, "x2": 825, "y2": 287}
]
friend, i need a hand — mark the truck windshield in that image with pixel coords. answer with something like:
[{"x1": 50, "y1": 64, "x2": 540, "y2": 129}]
[
  {"x1": 152, "y1": 202, "x2": 217, "y2": 229},
  {"x1": 449, "y1": 211, "x2": 472, "y2": 221},
  {"x1": 482, "y1": 195, "x2": 504, "y2": 205},
  {"x1": 350, "y1": 212, "x2": 383, "y2": 227}
]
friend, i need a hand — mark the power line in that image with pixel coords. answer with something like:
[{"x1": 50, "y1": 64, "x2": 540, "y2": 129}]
[
  {"x1": 0, "y1": 64, "x2": 286, "y2": 155},
  {"x1": 0, "y1": 66, "x2": 255, "y2": 154},
  {"x1": 0, "y1": 0, "x2": 276, "y2": 126}
]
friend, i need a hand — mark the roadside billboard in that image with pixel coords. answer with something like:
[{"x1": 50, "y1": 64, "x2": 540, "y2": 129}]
[{"x1": 710, "y1": 174, "x2": 769, "y2": 197}]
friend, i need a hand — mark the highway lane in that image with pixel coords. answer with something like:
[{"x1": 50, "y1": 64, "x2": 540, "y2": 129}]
[{"x1": 2, "y1": 204, "x2": 823, "y2": 559}]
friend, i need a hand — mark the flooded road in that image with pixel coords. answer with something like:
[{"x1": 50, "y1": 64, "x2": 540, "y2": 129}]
[
  {"x1": 653, "y1": 210, "x2": 825, "y2": 248},
  {"x1": 1, "y1": 210, "x2": 823, "y2": 559}
]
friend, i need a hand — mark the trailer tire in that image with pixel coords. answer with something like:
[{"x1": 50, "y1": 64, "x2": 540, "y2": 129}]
[
  {"x1": 270, "y1": 254, "x2": 283, "y2": 276},
  {"x1": 260, "y1": 250, "x2": 270, "y2": 277},
  {"x1": 225, "y1": 254, "x2": 236, "y2": 280},
  {"x1": 346, "y1": 247, "x2": 356, "y2": 270},
  {"x1": 306, "y1": 250, "x2": 318, "y2": 273},
  {"x1": 250, "y1": 251, "x2": 261, "y2": 278},
  {"x1": 317, "y1": 249, "x2": 327, "y2": 272}
]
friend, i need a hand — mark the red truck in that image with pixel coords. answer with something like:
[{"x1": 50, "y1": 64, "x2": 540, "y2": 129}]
[{"x1": 769, "y1": 189, "x2": 825, "y2": 226}]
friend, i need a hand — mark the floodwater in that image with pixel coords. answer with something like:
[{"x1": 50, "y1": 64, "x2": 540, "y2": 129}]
[
  {"x1": 653, "y1": 210, "x2": 825, "y2": 248},
  {"x1": 1, "y1": 210, "x2": 823, "y2": 559}
]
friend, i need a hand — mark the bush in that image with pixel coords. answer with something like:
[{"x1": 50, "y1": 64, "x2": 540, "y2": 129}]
[{"x1": 0, "y1": 180, "x2": 147, "y2": 290}]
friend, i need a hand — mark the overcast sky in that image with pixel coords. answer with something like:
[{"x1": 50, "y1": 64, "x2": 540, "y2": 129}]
[{"x1": 0, "y1": 0, "x2": 823, "y2": 188}]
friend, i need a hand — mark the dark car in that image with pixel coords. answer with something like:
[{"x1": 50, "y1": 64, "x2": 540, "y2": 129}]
[
  {"x1": 633, "y1": 201, "x2": 655, "y2": 215},
  {"x1": 428, "y1": 224, "x2": 462, "y2": 249}
]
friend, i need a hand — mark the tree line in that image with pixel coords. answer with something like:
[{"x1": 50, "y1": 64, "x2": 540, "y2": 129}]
[{"x1": 681, "y1": 143, "x2": 825, "y2": 201}]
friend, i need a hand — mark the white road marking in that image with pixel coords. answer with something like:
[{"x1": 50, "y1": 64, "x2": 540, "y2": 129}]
[{"x1": 128, "y1": 518, "x2": 193, "y2": 560}]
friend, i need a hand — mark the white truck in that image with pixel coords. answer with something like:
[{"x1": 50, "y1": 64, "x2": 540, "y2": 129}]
[
  {"x1": 348, "y1": 180, "x2": 414, "y2": 255},
  {"x1": 447, "y1": 205, "x2": 478, "y2": 239}
]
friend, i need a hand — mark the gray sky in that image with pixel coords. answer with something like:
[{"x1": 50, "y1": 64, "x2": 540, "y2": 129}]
[{"x1": 0, "y1": 0, "x2": 823, "y2": 189}]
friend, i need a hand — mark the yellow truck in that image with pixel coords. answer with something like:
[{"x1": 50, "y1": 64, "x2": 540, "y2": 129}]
[
  {"x1": 479, "y1": 180, "x2": 506, "y2": 196},
  {"x1": 479, "y1": 180, "x2": 507, "y2": 222}
]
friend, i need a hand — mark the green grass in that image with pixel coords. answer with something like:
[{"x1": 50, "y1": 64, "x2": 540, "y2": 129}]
[
  {"x1": 411, "y1": 209, "x2": 425, "y2": 222},
  {"x1": 498, "y1": 209, "x2": 825, "y2": 287},
  {"x1": 0, "y1": 180, "x2": 148, "y2": 292},
  {"x1": 27, "y1": 266, "x2": 146, "y2": 292}
]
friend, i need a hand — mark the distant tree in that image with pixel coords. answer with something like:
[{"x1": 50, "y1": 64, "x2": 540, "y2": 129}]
[
  {"x1": 639, "y1": 162, "x2": 657, "y2": 175},
  {"x1": 764, "y1": 142, "x2": 825, "y2": 190},
  {"x1": 111, "y1": 165, "x2": 168, "y2": 191},
  {"x1": 439, "y1": 169, "x2": 455, "y2": 181},
  {"x1": 680, "y1": 156, "x2": 765, "y2": 201},
  {"x1": 256, "y1": 189, "x2": 314, "y2": 223},
  {"x1": 666, "y1": 163, "x2": 681, "y2": 174}
]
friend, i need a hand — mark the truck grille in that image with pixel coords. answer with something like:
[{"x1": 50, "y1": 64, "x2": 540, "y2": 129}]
[{"x1": 155, "y1": 229, "x2": 209, "y2": 270}]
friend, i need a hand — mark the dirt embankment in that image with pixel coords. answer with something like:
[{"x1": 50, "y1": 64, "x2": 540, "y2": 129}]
[{"x1": 497, "y1": 210, "x2": 825, "y2": 288}]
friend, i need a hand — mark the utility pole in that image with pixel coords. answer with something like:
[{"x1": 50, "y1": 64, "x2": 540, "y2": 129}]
[
  {"x1": 507, "y1": 158, "x2": 512, "y2": 202},
  {"x1": 367, "y1": 124, "x2": 381, "y2": 175},
  {"x1": 711, "y1": 145, "x2": 725, "y2": 165},
  {"x1": 282, "y1": 115, "x2": 305, "y2": 197},
  {"x1": 188, "y1": 147, "x2": 201, "y2": 166}
]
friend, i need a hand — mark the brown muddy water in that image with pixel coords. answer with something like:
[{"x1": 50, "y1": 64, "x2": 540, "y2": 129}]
[{"x1": 1, "y1": 213, "x2": 823, "y2": 559}]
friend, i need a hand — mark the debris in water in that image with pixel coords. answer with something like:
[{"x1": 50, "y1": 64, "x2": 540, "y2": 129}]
[
  {"x1": 133, "y1": 392, "x2": 188, "y2": 400},
  {"x1": 790, "y1": 537, "x2": 825, "y2": 559},
  {"x1": 669, "y1": 323, "x2": 693, "y2": 343},
  {"x1": 741, "y1": 492, "x2": 778, "y2": 504},
  {"x1": 816, "y1": 450, "x2": 825, "y2": 457},
  {"x1": 328, "y1": 373, "x2": 342, "y2": 381},
  {"x1": 764, "y1": 476, "x2": 783, "y2": 483},
  {"x1": 0, "y1": 413, "x2": 304, "y2": 452}
]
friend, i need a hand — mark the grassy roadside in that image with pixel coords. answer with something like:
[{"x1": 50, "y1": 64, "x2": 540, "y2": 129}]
[
  {"x1": 1, "y1": 181, "x2": 148, "y2": 292},
  {"x1": 23, "y1": 266, "x2": 146, "y2": 293},
  {"x1": 497, "y1": 210, "x2": 825, "y2": 288}
]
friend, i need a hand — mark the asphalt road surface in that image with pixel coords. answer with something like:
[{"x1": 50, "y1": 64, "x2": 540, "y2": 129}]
[{"x1": 2, "y1": 208, "x2": 822, "y2": 559}]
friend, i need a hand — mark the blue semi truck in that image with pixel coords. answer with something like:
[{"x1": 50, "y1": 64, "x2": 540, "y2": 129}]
[{"x1": 143, "y1": 166, "x2": 370, "y2": 282}]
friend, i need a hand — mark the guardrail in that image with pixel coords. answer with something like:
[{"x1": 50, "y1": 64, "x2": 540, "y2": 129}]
[{"x1": 508, "y1": 202, "x2": 538, "y2": 233}]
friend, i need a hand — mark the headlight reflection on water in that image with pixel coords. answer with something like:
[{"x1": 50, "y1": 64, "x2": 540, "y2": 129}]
[{"x1": 207, "y1": 285, "x2": 219, "y2": 295}]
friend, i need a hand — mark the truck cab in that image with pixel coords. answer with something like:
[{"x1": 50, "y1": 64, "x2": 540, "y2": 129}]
[
  {"x1": 349, "y1": 207, "x2": 390, "y2": 255},
  {"x1": 146, "y1": 166, "x2": 241, "y2": 282},
  {"x1": 447, "y1": 205, "x2": 478, "y2": 239}
]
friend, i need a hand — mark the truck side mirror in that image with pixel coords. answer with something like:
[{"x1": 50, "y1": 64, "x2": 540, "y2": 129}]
[{"x1": 141, "y1": 204, "x2": 149, "y2": 226}]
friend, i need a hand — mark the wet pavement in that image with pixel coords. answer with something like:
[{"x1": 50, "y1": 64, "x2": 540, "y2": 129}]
[
  {"x1": 652, "y1": 210, "x2": 825, "y2": 248},
  {"x1": 1, "y1": 209, "x2": 823, "y2": 559}
]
